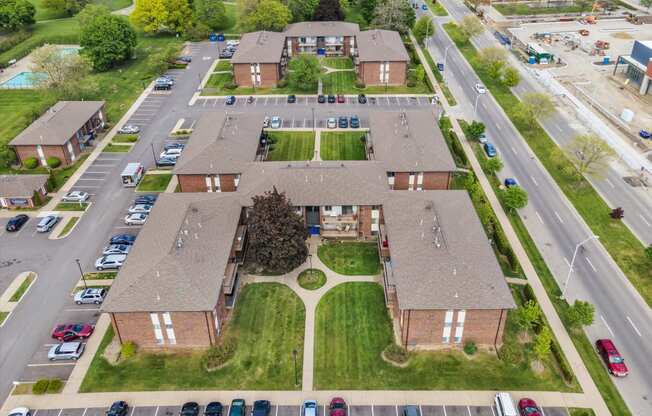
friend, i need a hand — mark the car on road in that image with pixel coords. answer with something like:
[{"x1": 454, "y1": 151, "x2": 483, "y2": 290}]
[
  {"x1": 106, "y1": 401, "x2": 128, "y2": 416},
  {"x1": 252, "y1": 401, "x2": 270, "y2": 416},
  {"x1": 128, "y1": 204, "x2": 153, "y2": 214},
  {"x1": 95, "y1": 254, "x2": 127, "y2": 270},
  {"x1": 287, "y1": 95, "x2": 296, "y2": 103},
  {"x1": 228, "y1": 399, "x2": 245, "y2": 416},
  {"x1": 421, "y1": 3, "x2": 427, "y2": 10},
  {"x1": 478, "y1": 132, "x2": 488, "y2": 144},
  {"x1": 135, "y1": 194, "x2": 157, "y2": 205},
  {"x1": 329, "y1": 398, "x2": 346, "y2": 416},
  {"x1": 124, "y1": 213, "x2": 148, "y2": 225},
  {"x1": 36, "y1": 215, "x2": 59, "y2": 233},
  {"x1": 263, "y1": 116, "x2": 271, "y2": 128},
  {"x1": 157, "y1": 156, "x2": 178, "y2": 167},
  {"x1": 402, "y1": 406, "x2": 418, "y2": 416},
  {"x1": 62, "y1": 191, "x2": 89, "y2": 203},
  {"x1": 317, "y1": 95, "x2": 326, "y2": 104},
  {"x1": 180, "y1": 402, "x2": 200, "y2": 416},
  {"x1": 6, "y1": 214, "x2": 28, "y2": 232},
  {"x1": 164, "y1": 142, "x2": 185, "y2": 151},
  {"x1": 74, "y1": 288, "x2": 106, "y2": 304},
  {"x1": 7, "y1": 408, "x2": 31, "y2": 416},
  {"x1": 204, "y1": 402, "x2": 223, "y2": 416},
  {"x1": 327, "y1": 117, "x2": 337, "y2": 129},
  {"x1": 639, "y1": 129, "x2": 651, "y2": 139},
  {"x1": 517, "y1": 398, "x2": 541, "y2": 416},
  {"x1": 327, "y1": 95, "x2": 336, "y2": 103},
  {"x1": 110, "y1": 233, "x2": 136, "y2": 245},
  {"x1": 357, "y1": 94, "x2": 367, "y2": 104},
  {"x1": 475, "y1": 83, "x2": 487, "y2": 94},
  {"x1": 271, "y1": 116, "x2": 282, "y2": 129},
  {"x1": 117, "y1": 125, "x2": 140, "y2": 134},
  {"x1": 484, "y1": 142, "x2": 497, "y2": 158},
  {"x1": 337, "y1": 94, "x2": 345, "y2": 103},
  {"x1": 504, "y1": 178, "x2": 517, "y2": 187},
  {"x1": 338, "y1": 117, "x2": 348, "y2": 128},
  {"x1": 51, "y1": 323, "x2": 94, "y2": 342},
  {"x1": 303, "y1": 401, "x2": 317, "y2": 416},
  {"x1": 225, "y1": 95, "x2": 236, "y2": 105},
  {"x1": 48, "y1": 341, "x2": 84, "y2": 361},
  {"x1": 350, "y1": 116, "x2": 360, "y2": 129},
  {"x1": 596, "y1": 338, "x2": 628, "y2": 376},
  {"x1": 102, "y1": 244, "x2": 132, "y2": 255}
]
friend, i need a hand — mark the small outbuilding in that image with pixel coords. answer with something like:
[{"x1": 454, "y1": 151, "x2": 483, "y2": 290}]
[{"x1": 0, "y1": 174, "x2": 49, "y2": 209}]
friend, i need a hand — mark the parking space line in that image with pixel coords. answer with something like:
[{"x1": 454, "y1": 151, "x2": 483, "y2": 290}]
[
  {"x1": 490, "y1": 406, "x2": 495, "y2": 416},
  {"x1": 27, "y1": 362, "x2": 76, "y2": 367},
  {"x1": 82, "y1": 409, "x2": 88, "y2": 416},
  {"x1": 395, "y1": 406, "x2": 398, "y2": 416},
  {"x1": 371, "y1": 406, "x2": 374, "y2": 416},
  {"x1": 155, "y1": 407, "x2": 159, "y2": 416},
  {"x1": 130, "y1": 407, "x2": 136, "y2": 416},
  {"x1": 58, "y1": 409, "x2": 63, "y2": 416},
  {"x1": 466, "y1": 407, "x2": 471, "y2": 416},
  {"x1": 275, "y1": 406, "x2": 278, "y2": 416},
  {"x1": 442, "y1": 407, "x2": 446, "y2": 416},
  {"x1": 33, "y1": 411, "x2": 38, "y2": 416}
]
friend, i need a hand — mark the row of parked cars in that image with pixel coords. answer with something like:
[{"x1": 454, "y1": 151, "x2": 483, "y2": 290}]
[
  {"x1": 157, "y1": 142, "x2": 186, "y2": 167},
  {"x1": 219, "y1": 40, "x2": 239, "y2": 59},
  {"x1": 4, "y1": 214, "x2": 60, "y2": 233},
  {"x1": 262, "y1": 116, "x2": 360, "y2": 130},
  {"x1": 123, "y1": 194, "x2": 157, "y2": 227}
]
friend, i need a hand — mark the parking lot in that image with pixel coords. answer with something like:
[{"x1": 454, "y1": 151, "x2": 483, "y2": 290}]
[
  {"x1": 68, "y1": 153, "x2": 128, "y2": 200},
  {"x1": 193, "y1": 95, "x2": 435, "y2": 109}
]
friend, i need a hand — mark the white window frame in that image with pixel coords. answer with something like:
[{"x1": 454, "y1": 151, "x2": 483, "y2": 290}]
[
  {"x1": 150, "y1": 313, "x2": 164, "y2": 345},
  {"x1": 442, "y1": 309, "x2": 453, "y2": 344},
  {"x1": 417, "y1": 172, "x2": 424, "y2": 191},
  {"x1": 67, "y1": 141, "x2": 76, "y2": 161},
  {"x1": 205, "y1": 176, "x2": 213, "y2": 192},
  {"x1": 454, "y1": 310, "x2": 466, "y2": 344},
  {"x1": 214, "y1": 175, "x2": 221, "y2": 192},
  {"x1": 408, "y1": 173, "x2": 415, "y2": 191},
  {"x1": 36, "y1": 145, "x2": 46, "y2": 166},
  {"x1": 162, "y1": 312, "x2": 176, "y2": 345}
]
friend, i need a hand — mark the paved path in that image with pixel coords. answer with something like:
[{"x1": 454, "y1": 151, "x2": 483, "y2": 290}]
[{"x1": 312, "y1": 131, "x2": 322, "y2": 161}]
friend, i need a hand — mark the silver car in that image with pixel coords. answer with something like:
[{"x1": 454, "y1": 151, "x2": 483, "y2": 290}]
[
  {"x1": 95, "y1": 254, "x2": 127, "y2": 270},
  {"x1": 62, "y1": 191, "x2": 89, "y2": 203},
  {"x1": 124, "y1": 213, "x2": 148, "y2": 225},
  {"x1": 127, "y1": 204, "x2": 152, "y2": 214},
  {"x1": 74, "y1": 288, "x2": 106, "y2": 304},
  {"x1": 118, "y1": 124, "x2": 140, "y2": 134},
  {"x1": 36, "y1": 215, "x2": 59, "y2": 233},
  {"x1": 102, "y1": 244, "x2": 132, "y2": 255},
  {"x1": 48, "y1": 342, "x2": 85, "y2": 361}
]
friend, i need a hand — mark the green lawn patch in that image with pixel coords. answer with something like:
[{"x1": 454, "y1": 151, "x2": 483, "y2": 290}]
[
  {"x1": 103, "y1": 143, "x2": 132, "y2": 153},
  {"x1": 49, "y1": 154, "x2": 88, "y2": 190},
  {"x1": 221, "y1": 2, "x2": 241, "y2": 33},
  {"x1": 29, "y1": 0, "x2": 131, "y2": 21},
  {"x1": 215, "y1": 60, "x2": 233, "y2": 71},
  {"x1": 297, "y1": 269, "x2": 326, "y2": 290},
  {"x1": 112, "y1": 134, "x2": 139, "y2": 143},
  {"x1": 80, "y1": 283, "x2": 305, "y2": 391},
  {"x1": 83, "y1": 271, "x2": 117, "y2": 280},
  {"x1": 136, "y1": 173, "x2": 172, "y2": 192},
  {"x1": 55, "y1": 202, "x2": 89, "y2": 211},
  {"x1": 0, "y1": 18, "x2": 79, "y2": 65},
  {"x1": 426, "y1": 0, "x2": 448, "y2": 16},
  {"x1": 57, "y1": 216, "x2": 79, "y2": 237},
  {"x1": 318, "y1": 241, "x2": 380, "y2": 275},
  {"x1": 320, "y1": 131, "x2": 367, "y2": 161},
  {"x1": 265, "y1": 131, "x2": 315, "y2": 161},
  {"x1": 322, "y1": 57, "x2": 354, "y2": 70},
  {"x1": 202, "y1": 72, "x2": 315, "y2": 95},
  {"x1": 0, "y1": 311, "x2": 9, "y2": 326},
  {"x1": 9, "y1": 272, "x2": 36, "y2": 302},
  {"x1": 321, "y1": 71, "x2": 357, "y2": 95},
  {"x1": 494, "y1": 3, "x2": 592, "y2": 16}
]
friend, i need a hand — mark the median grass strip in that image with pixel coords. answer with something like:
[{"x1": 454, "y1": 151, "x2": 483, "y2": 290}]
[
  {"x1": 55, "y1": 202, "x2": 89, "y2": 211},
  {"x1": 83, "y1": 272, "x2": 118, "y2": 280},
  {"x1": 136, "y1": 173, "x2": 172, "y2": 192},
  {"x1": 57, "y1": 217, "x2": 79, "y2": 238},
  {"x1": 112, "y1": 134, "x2": 139, "y2": 143},
  {"x1": 265, "y1": 131, "x2": 315, "y2": 161},
  {"x1": 0, "y1": 311, "x2": 8, "y2": 325},
  {"x1": 318, "y1": 241, "x2": 380, "y2": 275},
  {"x1": 320, "y1": 131, "x2": 367, "y2": 160},
  {"x1": 426, "y1": 0, "x2": 449, "y2": 16},
  {"x1": 9, "y1": 272, "x2": 36, "y2": 302},
  {"x1": 103, "y1": 143, "x2": 132, "y2": 153}
]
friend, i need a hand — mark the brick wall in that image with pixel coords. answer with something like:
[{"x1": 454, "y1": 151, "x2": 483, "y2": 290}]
[
  {"x1": 14, "y1": 144, "x2": 72, "y2": 167},
  {"x1": 260, "y1": 63, "x2": 281, "y2": 87},
  {"x1": 358, "y1": 205, "x2": 373, "y2": 237},
  {"x1": 422, "y1": 172, "x2": 451, "y2": 190},
  {"x1": 343, "y1": 36, "x2": 352, "y2": 56},
  {"x1": 233, "y1": 63, "x2": 252, "y2": 87},
  {"x1": 359, "y1": 61, "x2": 407, "y2": 86},
  {"x1": 392, "y1": 172, "x2": 409, "y2": 190},
  {"x1": 178, "y1": 174, "x2": 207, "y2": 192},
  {"x1": 220, "y1": 174, "x2": 238, "y2": 192}
]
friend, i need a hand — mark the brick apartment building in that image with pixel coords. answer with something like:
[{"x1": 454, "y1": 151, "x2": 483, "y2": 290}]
[
  {"x1": 0, "y1": 174, "x2": 49, "y2": 209},
  {"x1": 10, "y1": 101, "x2": 105, "y2": 167},
  {"x1": 231, "y1": 22, "x2": 408, "y2": 88}
]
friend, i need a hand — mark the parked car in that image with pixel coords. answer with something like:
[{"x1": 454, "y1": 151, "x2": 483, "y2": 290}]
[
  {"x1": 263, "y1": 116, "x2": 271, "y2": 128},
  {"x1": 271, "y1": 116, "x2": 282, "y2": 129},
  {"x1": 74, "y1": 288, "x2": 106, "y2": 304},
  {"x1": 62, "y1": 191, "x2": 89, "y2": 203},
  {"x1": 118, "y1": 125, "x2": 140, "y2": 134},
  {"x1": 7, "y1": 408, "x2": 31, "y2": 416},
  {"x1": 475, "y1": 83, "x2": 487, "y2": 94},
  {"x1": 160, "y1": 148, "x2": 183, "y2": 159},
  {"x1": 484, "y1": 142, "x2": 497, "y2": 158},
  {"x1": 639, "y1": 129, "x2": 651, "y2": 139},
  {"x1": 226, "y1": 40, "x2": 239, "y2": 47},
  {"x1": 504, "y1": 178, "x2": 517, "y2": 187},
  {"x1": 338, "y1": 116, "x2": 348, "y2": 128},
  {"x1": 106, "y1": 401, "x2": 128, "y2": 416},
  {"x1": 317, "y1": 95, "x2": 326, "y2": 104},
  {"x1": 204, "y1": 402, "x2": 223, "y2": 416},
  {"x1": 177, "y1": 56, "x2": 192, "y2": 63},
  {"x1": 6, "y1": 214, "x2": 28, "y2": 232},
  {"x1": 228, "y1": 400, "x2": 245, "y2": 416},
  {"x1": 357, "y1": 94, "x2": 367, "y2": 104},
  {"x1": 157, "y1": 156, "x2": 178, "y2": 167},
  {"x1": 51, "y1": 323, "x2": 94, "y2": 342},
  {"x1": 252, "y1": 401, "x2": 270, "y2": 416},
  {"x1": 226, "y1": 95, "x2": 236, "y2": 105},
  {"x1": 287, "y1": 95, "x2": 296, "y2": 103},
  {"x1": 596, "y1": 338, "x2": 628, "y2": 377},
  {"x1": 155, "y1": 77, "x2": 172, "y2": 87},
  {"x1": 154, "y1": 82, "x2": 171, "y2": 91},
  {"x1": 36, "y1": 215, "x2": 59, "y2": 233},
  {"x1": 327, "y1": 95, "x2": 336, "y2": 103},
  {"x1": 135, "y1": 194, "x2": 157, "y2": 205},
  {"x1": 517, "y1": 398, "x2": 541, "y2": 416},
  {"x1": 350, "y1": 116, "x2": 360, "y2": 129},
  {"x1": 180, "y1": 403, "x2": 200, "y2": 416},
  {"x1": 219, "y1": 50, "x2": 233, "y2": 59},
  {"x1": 402, "y1": 406, "x2": 418, "y2": 416},
  {"x1": 478, "y1": 132, "x2": 488, "y2": 144},
  {"x1": 328, "y1": 398, "x2": 346, "y2": 416},
  {"x1": 102, "y1": 244, "x2": 132, "y2": 255},
  {"x1": 124, "y1": 213, "x2": 148, "y2": 225},
  {"x1": 337, "y1": 94, "x2": 345, "y2": 103},
  {"x1": 128, "y1": 204, "x2": 153, "y2": 214},
  {"x1": 95, "y1": 254, "x2": 127, "y2": 270},
  {"x1": 303, "y1": 401, "x2": 317, "y2": 416},
  {"x1": 110, "y1": 233, "x2": 136, "y2": 245},
  {"x1": 494, "y1": 392, "x2": 517, "y2": 416},
  {"x1": 164, "y1": 142, "x2": 185, "y2": 151},
  {"x1": 48, "y1": 341, "x2": 84, "y2": 361},
  {"x1": 327, "y1": 117, "x2": 337, "y2": 129}
]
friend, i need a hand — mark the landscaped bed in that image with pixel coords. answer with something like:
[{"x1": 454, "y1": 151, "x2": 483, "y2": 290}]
[
  {"x1": 57, "y1": 217, "x2": 79, "y2": 238},
  {"x1": 136, "y1": 173, "x2": 172, "y2": 192},
  {"x1": 265, "y1": 131, "x2": 315, "y2": 161},
  {"x1": 80, "y1": 283, "x2": 305, "y2": 391},
  {"x1": 297, "y1": 269, "x2": 326, "y2": 290},
  {"x1": 103, "y1": 143, "x2": 132, "y2": 153},
  {"x1": 314, "y1": 282, "x2": 578, "y2": 391},
  {"x1": 322, "y1": 57, "x2": 354, "y2": 70},
  {"x1": 320, "y1": 132, "x2": 367, "y2": 161},
  {"x1": 55, "y1": 202, "x2": 89, "y2": 211},
  {"x1": 317, "y1": 241, "x2": 380, "y2": 275},
  {"x1": 202, "y1": 72, "x2": 315, "y2": 96}
]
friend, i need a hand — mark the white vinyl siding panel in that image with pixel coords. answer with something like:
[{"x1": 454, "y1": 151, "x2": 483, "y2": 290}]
[{"x1": 150, "y1": 313, "x2": 164, "y2": 344}]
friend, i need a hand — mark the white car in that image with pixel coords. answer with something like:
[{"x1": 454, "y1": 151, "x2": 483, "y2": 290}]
[
  {"x1": 102, "y1": 244, "x2": 132, "y2": 255},
  {"x1": 124, "y1": 213, "x2": 148, "y2": 225},
  {"x1": 327, "y1": 117, "x2": 337, "y2": 129},
  {"x1": 263, "y1": 116, "x2": 270, "y2": 128},
  {"x1": 117, "y1": 124, "x2": 140, "y2": 134},
  {"x1": 7, "y1": 408, "x2": 31, "y2": 416},
  {"x1": 478, "y1": 133, "x2": 488, "y2": 144},
  {"x1": 48, "y1": 342, "x2": 85, "y2": 361},
  {"x1": 74, "y1": 288, "x2": 107, "y2": 304},
  {"x1": 36, "y1": 215, "x2": 59, "y2": 233},
  {"x1": 270, "y1": 116, "x2": 281, "y2": 129},
  {"x1": 475, "y1": 83, "x2": 487, "y2": 94},
  {"x1": 128, "y1": 204, "x2": 153, "y2": 214},
  {"x1": 95, "y1": 254, "x2": 127, "y2": 270},
  {"x1": 159, "y1": 148, "x2": 182, "y2": 159},
  {"x1": 62, "y1": 191, "x2": 89, "y2": 203}
]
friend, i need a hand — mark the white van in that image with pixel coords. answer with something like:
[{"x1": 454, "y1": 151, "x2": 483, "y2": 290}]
[
  {"x1": 494, "y1": 392, "x2": 518, "y2": 416},
  {"x1": 120, "y1": 162, "x2": 144, "y2": 187}
]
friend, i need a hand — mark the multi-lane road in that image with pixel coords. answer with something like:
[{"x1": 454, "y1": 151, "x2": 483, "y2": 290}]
[{"x1": 420, "y1": 1, "x2": 651, "y2": 413}]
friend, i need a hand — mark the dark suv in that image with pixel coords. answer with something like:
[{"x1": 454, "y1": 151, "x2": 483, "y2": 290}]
[
  {"x1": 6, "y1": 214, "x2": 28, "y2": 232},
  {"x1": 252, "y1": 401, "x2": 270, "y2": 416},
  {"x1": 180, "y1": 403, "x2": 200, "y2": 416},
  {"x1": 106, "y1": 401, "x2": 128, "y2": 416},
  {"x1": 204, "y1": 402, "x2": 223, "y2": 416},
  {"x1": 229, "y1": 399, "x2": 245, "y2": 416}
]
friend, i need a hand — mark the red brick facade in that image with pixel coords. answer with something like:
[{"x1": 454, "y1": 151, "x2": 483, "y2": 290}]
[
  {"x1": 358, "y1": 61, "x2": 407, "y2": 86},
  {"x1": 177, "y1": 174, "x2": 239, "y2": 192},
  {"x1": 233, "y1": 63, "x2": 281, "y2": 88},
  {"x1": 390, "y1": 171, "x2": 452, "y2": 191},
  {"x1": 0, "y1": 187, "x2": 47, "y2": 209}
]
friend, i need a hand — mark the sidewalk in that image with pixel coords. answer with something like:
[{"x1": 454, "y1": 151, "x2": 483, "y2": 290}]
[
  {"x1": 409, "y1": 32, "x2": 609, "y2": 416},
  {"x1": 62, "y1": 314, "x2": 111, "y2": 393}
]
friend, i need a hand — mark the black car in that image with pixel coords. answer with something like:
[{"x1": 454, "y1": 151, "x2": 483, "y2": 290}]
[
  {"x1": 164, "y1": 142, "x2": 185, "y2": 151},
  {"x1": 357, "y1": 94, "x2": 367, "y2": 104},
  {"x1": 219, "y1": 50, "x2": 233, "y2": 59},
  {"x1": 110, "y1": 233, "x2": 136, "y2": 245},
  {"x1": 154, "y1": 83, "x2": 171, "y2": 91},
  {"x1": 287, "y1": 95, "x2": 296, "y2": 103},
  {"x1": 204, "y1": 402, "x2": 223, "y2": 416},
  {"x1": 327, "y1": 95, "x2": 336, "y2": 103},
  {"x1": 252, "y1": 401, "x2": 271, "y2": 416},
  {"x1": 225, "y1": 95, "x2": 236, "y2": 105},
  {"x1": 106, "y1": 401, "x2": 128, "y2": 416},
  {"x1": 135, "y1": 194, "x2": 158, "y2": 205},
  {"x1": 177, "y1": 56, "x2": 192, "y2": 63},
  {"x1": 157, "y1": 156, "x2": 177, "y2": 167},
  {"x1": 338, "y1": 117, "x2": 348, "y2": 128},
  {"x1": 317, "y1": 95, "x2": 326, "y2": 103},
  {"x1": 6, "y1": 214, "x2": 28, "y2": 232},
  {"x1": 180, "y1": 402, "x2": 200, "y2": 416}
]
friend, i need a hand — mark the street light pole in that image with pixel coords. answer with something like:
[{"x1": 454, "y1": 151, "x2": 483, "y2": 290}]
[
  {"x1": 561, "y1": 235, "x2": 599, "y2": 299},
  {"x1": 292, "y1": 349, "x2": 298, "y2": 386},
  {"x1": 75, "y1": 258, "x2": 87, "y2": 290}
]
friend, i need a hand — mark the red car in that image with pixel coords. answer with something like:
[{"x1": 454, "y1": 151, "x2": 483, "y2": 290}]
[
  {"x1": 329, "y1": 398, "x2": 346, "y2": 416},
  {"x1": 596, "y1": 339, "x2": 628, "y2": 377},
  {"x1": 517, "y1": 398, "x2": 541, "y2": 416},
  {"x1": 336, "y1": 95, "x2": 345, "y2": 103},
  {"x1": 51, "y1": 323, "x2": 94, "y2": 341}
]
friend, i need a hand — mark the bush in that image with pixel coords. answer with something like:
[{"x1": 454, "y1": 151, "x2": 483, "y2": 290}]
[
  {"x1": 383, "y1": 343, "x2": 410, "y2": 364},
  {"x1": 46, "y1": 378, "x2": 63, "y2": 393},
  {"x1": 201, "y1": 338, "x2": 237, "y2": 371},
  {"x1": 32, "y1": 379, "x2": 49, "y2": 395},
  {"x1": 224, "y1": 81, "x2": 238, "y2": 90},
  {"x1": 463, "y1": 340, "x2": 477, "y2": 355},
  {"x1": 551, "y1": 340, "x2": 575, "y2": 383},
  {"x1": 0, "y1": 147, "x2": 17, "y2": 168},
  {"x1": 355, "y1": 80, "x2": 366, "y2": 89},
  {"x1": 406, "y1": 79, "x2": 416, "y2": 87},
  {"x1": 0, "y1": 31, "x2": 32, "y2": 54},
  {"x1": 277, "y1": 77, "x2": 288, "y2": 88},
  {"x1": 120, "y1": 341, "x2": 137, "y2": 360},
  {"x1": 46, "y1": 156, "x2": 61, "y2": 168},
  {"x1": 23, "y1": 156, "x2": 38, "y2": 169}
]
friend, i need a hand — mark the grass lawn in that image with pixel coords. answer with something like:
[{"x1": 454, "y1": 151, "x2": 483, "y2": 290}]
[
  {"x1": 9, "y1": 272, "x2": 36, "y2": 302},
  {"x1": 425, "y1": 0, "x2": 448, "y2": 16},
  {"x1": 314, "y1": 282, "x2": 576, "y2": 391},
  {"x1": 320, "y1": 132, "x2": 367, "y2": 161},
  {"x1": 80, "y1": 283, "x2": 305, "y2": 391},
  {"x1": 57, "y1": 217, "x2": 79, "y2": 237},
  {"x1": 322, "y1": 57, "x2": 354, "y2": 70},
  {"x1": 103, "y1": 143, "x2": 132, "y2": 153},
  {"x1": 0, "y1": 311, "x2": 8, "y2": 325},
  {"x1": 136, "y1": 173, "x2": 172, "y2": 192},
  {"x1": 265, "y1": 131, "x2": 315, "y2": 161},
  {"x1": 494, "y1": 3, "x2": 592, "y2": 16},
  {"x1": 54, "y1": 202, "x2": 89, "y2": 211},
  {"x1": 215, "y1": 60, "x2": 233, "y2": 72},
  {"x1": 321, "y1": 71, "x2": 432, "y2": 95},
  {"x1": 221, "y1": 2, "x2": 241, "y2": 33},
  {"x1": 83, "y1": 271, "x2": 117, "y2": 280},
  {"x1": 28, "y1": 0, "x2": 132, "y2": 21},
  {"x1": 297, "y1": 269, "x2": 326, "y2": 290},
  {"x1": 0, "y1": 18, "x2": 79, "y2": 65},
  {"x1": 112, "y1": 134, "x2": 139, "y2": 143},
  {"x1": 202, "y1": 73, "x2": 315, "y2": 96},
  {"x1": 0, "y1": 91, "x2": 53, "y2": 160},
  {"x1": 318, "y1": 242, "x2": 380, "y2": 275}
]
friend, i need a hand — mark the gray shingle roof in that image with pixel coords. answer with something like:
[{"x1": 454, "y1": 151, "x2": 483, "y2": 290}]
[
  {"x1": 382, "y1": 191, "x2": 515, "y2": 310},
  {"x1": 231, "y1": 31, "x2": 286, "y2": 64},
  {"x1": 368, "y1": 111, "x2": 456, "y2": 172},
  {"x1": 0, "y1": 174, "x2": 49, "y2": 198},
  {"x1": 284, "y1": 21, "x2": 360, "y2": 37},
  {"x1": 10, "y1": 101, "x2": 104, "y2": 146},
  {"x1": 356, "y1": 30, "x2": 409, "y2": 62}
]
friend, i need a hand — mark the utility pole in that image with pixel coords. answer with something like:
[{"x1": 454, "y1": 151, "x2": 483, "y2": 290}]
[{"x1": 75, "y1": 258, "x2": 88, "y2": 290}]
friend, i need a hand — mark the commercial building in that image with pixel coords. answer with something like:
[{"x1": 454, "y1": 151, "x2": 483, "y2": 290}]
[
  {"x1": 10, "y1": 101, "x2": 105, "y2": 167},
  {"x1": 0, "y1": 174, "x2": 49, "y2": 209},
  {"x1": 614, "y1": 40, "x2": 652, "y2": 95}
]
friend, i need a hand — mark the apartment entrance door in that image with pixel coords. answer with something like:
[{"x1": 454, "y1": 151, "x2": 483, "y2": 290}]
[{"x1": 306, "y1": 206, "x2": 320, "y2": 235}]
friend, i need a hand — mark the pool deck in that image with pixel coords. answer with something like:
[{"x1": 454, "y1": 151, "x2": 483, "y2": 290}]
[{"x1": 0, "y1": 44, "x2": 80, "y2": 87}]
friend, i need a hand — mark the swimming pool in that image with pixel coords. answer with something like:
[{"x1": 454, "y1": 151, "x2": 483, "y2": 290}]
[
  {"x1": 59, "y1": 47, "x2": 81, "y2": 56},
  {"x1": 0, "y1": 72, "x2": 48, "y2": 89}
]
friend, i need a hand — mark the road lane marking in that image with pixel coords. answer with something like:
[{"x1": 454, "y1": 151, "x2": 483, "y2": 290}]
[
  {"x1": 27, "y1": 362, "x2": 76, "y2": 367},
  {"x1": 511, "y1": 146, "x2": 518, "y2": 155},
  {"x1": 530, "y1": 176, "x2": 538, "y2": 186},
  {"x1": 585, "y1": 256, "x2": 597, "y2": 272},
  {"x1": 535, "y1": 211, "x2": 544, "y2": 224},
  {"x1": 639, "y1": 214, "x2": 651, "y2": 227},
  {"x1": 554, "y1": 211, "x2": 564, "y2": 224},
  {"x1": 604, "y1": 178, "x2": 615, "y2": 188},
  {"x1": 564, "y1": 257, "x2": 571, "y2": 267},
  {"x1": 626, "y1": 316, "x2": 642, "y2": 336},
  {"x1": 600, "y1": 315, "x2": 615, "y2": 337}
]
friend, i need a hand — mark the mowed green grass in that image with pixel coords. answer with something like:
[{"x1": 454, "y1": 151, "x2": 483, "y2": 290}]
[
  {"x1": 322, "y1": 57, "x2": 354, "y2": 70},
  {"x1": 80, "y1": 283, "x2": 305, "y2": 391},
  {"x1": 314, "y1": 283, "x2": 576, "y2": 391},
  {"x1": 317, "y1": 242, "x2": 380, "y2": 275},
  {"x1": 136, "y1": 173, "x2": 172, "y2": 192},
  {"x1": 28, "y1": 0, "x2": 132, "y2": 21},
  {"x1": 266, "y1": 131, "x2": 315, "y2": 161},
  {"x1": 0, "y1": 90, "x2": 48, "y2": 152},
  {"x1": 0, "y1": 17, "x2": 79, "y2": 65},
  {"x1": 320, "y1": 132, "x2": 367, "y2": 160},
  {"x1": 321, "y1": 71, "x2": 357, "y2": 95}
]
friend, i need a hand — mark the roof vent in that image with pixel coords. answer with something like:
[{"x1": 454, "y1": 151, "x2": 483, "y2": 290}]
[{"x1": 177, "y1": 237, "x2": 184, "y2": 248}]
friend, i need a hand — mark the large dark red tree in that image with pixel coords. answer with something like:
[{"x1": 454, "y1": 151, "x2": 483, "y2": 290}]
[{"x1": 313, "y1": 0, "x2": 344, "y2": 21}]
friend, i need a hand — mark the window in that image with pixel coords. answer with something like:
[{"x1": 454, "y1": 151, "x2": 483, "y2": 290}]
[
  {"x1": 162, "y1": 312, "x2": 176, "y2": 345},
  {"x1": 342, "y1": 206, "x2": 354, "y2": 215},
  {"x1": 214, "y1": 175, "x2": 221, "y2": 192},
  {"x1": 441, "y1": 310, "x2": 453, "y2": 344},
  {"x1": 387, "y1": 172, "x2": 395, "y2": 187},
  {"x1": 323, "y1": 205, "x2": 332, "y2": 212},
  {"x1": 205, "y1": 176, "x2": 213, "y2": 192},
  {"x1": 150, "y1": 313, "x2": 164, "y2": 344},
  {"x1": 454, "y1": 310, "x2": 465, "y2": 344}
]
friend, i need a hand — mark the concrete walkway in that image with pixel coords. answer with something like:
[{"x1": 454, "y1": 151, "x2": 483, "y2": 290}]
[
  {"x1": 409, "y1": 33, "x2": 609, "y2": 416},
  {"x1": 312, "y1": 131, "x2": 322, "y2": 161},
  {"x1": 62, "y1": 314, "x2": 111, "y2": 393}
]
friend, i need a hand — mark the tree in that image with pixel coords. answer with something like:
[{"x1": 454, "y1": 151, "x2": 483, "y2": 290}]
[
  {"x1": 287, "y1": 0, "x2": 318, "y2": 22},
  {"x1": 533, "y1": 326, "x2": 552, "y2": 360},
  {"x1": 77, "y1": 4, "x2": 110, "y2": 27},
  {"x1": 131, "y1": 0, "x2": 193, "y2": 34},
  {"x1": 30, "y1": 44, "x2": 90, "y2": 93},
  {"x1": 194, "y1": 0, "x2": 227, "y2": 30},
  {"x1": 640, "y1": 0, "x2": 651, "y2": 10},
  {"x1": 412, "y1": 15, "x2": 434, "y2": 45},
  {"x1": 241, "y1": 0, "x2": 290, "y2": 32},
  {"x1": 502, "y1": 186, "x2": 528, "y2": 211},
  {"x1": 288, "y1": 54, "x2": 321, "y2": 91},
  {"x1": 459, "y1": 14, "x2": 483, "y2": 40},
  {"x1": 371, "y1": 0, "x2": 415, "y2": 34},
  {"x1": 313, "y1": 0, "x2": 343, "y2": 20},
  {"x1": 248, "y1": 188, "x2": 309, "y2": 273},
  {"x1": 0, "y1": 0, "x2": 35, "y2": 31},
  {"x1": 81, "y1": 14, "x2": 137, "y2": 71},
  {"x1": 518, "y1": 92, "x2": 555, "y2": 127},
  {"x1": 359, "y1": 0, "x2": 377, "y2": 23},
  {"x1": 478, "y1": 46, "x2": 507, "y2": 79},
  {"x1": 564, "y1": 134, "x2": 616, "y2": 178},
  {"x1": 42, "y1": 0, "x2": 88, "y2": 16},
  {"x1": 483, "y1": 156, "x2": 503, "y2": 175},
  {"x1": 466, "y1": 120, "x2": 485, "y2": 140},
  {"x1": 645, "y1": 244, "x2": 652, "y2": 263},
  {"x1": 566, "y1": 300, "x2": 595, "y2": 329},
  {"x1": 502, "y1": 66, "x2": 520, "y2": 87},
  {"x1": 516, "y1": 300, "x2": 541, "y2": 332},
  {"x1": 145, "y1": 43, "x2": 179, "y2": 76}
]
